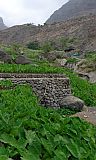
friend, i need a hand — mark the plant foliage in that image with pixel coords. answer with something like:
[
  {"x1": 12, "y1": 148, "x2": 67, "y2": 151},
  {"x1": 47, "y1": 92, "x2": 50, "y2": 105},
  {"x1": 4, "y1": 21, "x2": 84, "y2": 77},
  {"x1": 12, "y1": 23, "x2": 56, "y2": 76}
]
[
  {"x1": 0, "y1": 84, "x2": 96, "y2": 159},
  {"x1": 27, "y1": 41, "x2": 40, "y2": 50}
]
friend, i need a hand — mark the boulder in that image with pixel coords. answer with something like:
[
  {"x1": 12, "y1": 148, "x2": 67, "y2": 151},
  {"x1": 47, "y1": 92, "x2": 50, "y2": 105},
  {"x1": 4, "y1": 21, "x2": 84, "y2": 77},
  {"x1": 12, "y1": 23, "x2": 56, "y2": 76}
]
[
  {"x1": 87, "y1": 72, "x2": 96, "y2": 83},
  {"x1": 55, "y1": 58, "x2": 67, "y2": 66},
  {"x1": 77, "y1": 72, "x2": 90, "y2": 81},
  {"x1": 15, "y1": 55, "x2": 31, "y2": 64},
  {"x1": 60, "y1": 96, "x2": 85, "y2": 111},
  {"x1": 0, "y1": 50, "x2": 12, "y2": 63}
]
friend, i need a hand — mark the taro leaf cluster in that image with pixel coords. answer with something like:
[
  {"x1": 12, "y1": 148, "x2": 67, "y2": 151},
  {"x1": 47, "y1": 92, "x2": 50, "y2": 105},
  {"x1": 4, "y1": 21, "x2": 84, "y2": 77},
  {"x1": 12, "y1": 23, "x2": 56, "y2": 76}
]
[{"x1": 0, "y1": 84, "x2": 96, "y2": 159}]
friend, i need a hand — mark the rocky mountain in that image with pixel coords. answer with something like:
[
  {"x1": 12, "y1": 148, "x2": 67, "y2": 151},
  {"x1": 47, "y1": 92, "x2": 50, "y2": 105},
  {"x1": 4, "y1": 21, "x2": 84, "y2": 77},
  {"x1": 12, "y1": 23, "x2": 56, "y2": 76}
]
[
  {"x1": 0, "y1": 14, "x2": 96, "y2": 52},
  {"x1": 0, "y1": 0, "x2": 96, "y2": 53},
  {"x1": 0, "y1": 17, "x2": 7, "y2": 30},
  {"x1": 46, "y1": 0, "x2": 96, "y2": 24}
]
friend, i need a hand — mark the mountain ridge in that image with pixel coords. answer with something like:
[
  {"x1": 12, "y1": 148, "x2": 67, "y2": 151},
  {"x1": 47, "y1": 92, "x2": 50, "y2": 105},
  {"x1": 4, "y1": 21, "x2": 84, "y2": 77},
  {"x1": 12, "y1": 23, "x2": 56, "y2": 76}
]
[
  {"x1": 0, "y1": 14, "x2": 96, "y2": 52},
  {"x1": 46, "y1": 0, "x2": 96, "y2": 24}
]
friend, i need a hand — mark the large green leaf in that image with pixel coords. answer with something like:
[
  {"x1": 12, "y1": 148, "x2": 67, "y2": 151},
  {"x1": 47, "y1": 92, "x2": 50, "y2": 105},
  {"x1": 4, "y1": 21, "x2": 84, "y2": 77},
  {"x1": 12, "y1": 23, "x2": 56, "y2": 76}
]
[
  {"x1": 66, "y1": 139, "x2": 80, "y2": 158},
  {"x1": 41, "y1": 137, "x2": 54, "y2": 155},
  {"x1": 25, "y1": 130, "x2": 36, "y2": 145},
  {"x1": 54, "y1": 149, "x2": 67, "y2": 160},
  {"x1": 21, "y1": 148, "x2": 40, "y2": 160},
  {"x1": 0, "y1": 133, "x2": 18, "y2": 148},
  {"x1": 0, "y1": 146, "x2": 8, "y2": 156},
  {"x1": 0, "y1": 155, "x2": 9, "y2": 160}
]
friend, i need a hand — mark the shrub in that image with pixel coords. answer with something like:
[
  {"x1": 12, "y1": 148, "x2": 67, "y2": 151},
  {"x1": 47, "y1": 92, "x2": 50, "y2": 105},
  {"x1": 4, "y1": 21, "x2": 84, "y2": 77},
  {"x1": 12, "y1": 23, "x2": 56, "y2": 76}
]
[
  {"x1": 42, "y1": 42, "x2": 53, "y2": 53},
  {"x1": 27, "y1": 41, "x2": 40, "y2": 50}
]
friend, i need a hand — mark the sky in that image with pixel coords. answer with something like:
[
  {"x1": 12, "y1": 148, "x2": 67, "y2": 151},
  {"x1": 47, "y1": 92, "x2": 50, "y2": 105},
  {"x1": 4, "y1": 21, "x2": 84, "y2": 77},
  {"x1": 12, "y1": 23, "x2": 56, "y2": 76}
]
[{"x1": 0, "y1": 0, "x2": 68, "y2": 27}]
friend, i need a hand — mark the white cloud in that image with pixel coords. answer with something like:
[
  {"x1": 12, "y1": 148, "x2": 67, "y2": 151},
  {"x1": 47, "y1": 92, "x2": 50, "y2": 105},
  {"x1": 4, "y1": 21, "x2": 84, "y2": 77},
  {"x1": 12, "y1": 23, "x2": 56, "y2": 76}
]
[{"x1": 0, "y1": 0, "x2": 69, "y2": 27}]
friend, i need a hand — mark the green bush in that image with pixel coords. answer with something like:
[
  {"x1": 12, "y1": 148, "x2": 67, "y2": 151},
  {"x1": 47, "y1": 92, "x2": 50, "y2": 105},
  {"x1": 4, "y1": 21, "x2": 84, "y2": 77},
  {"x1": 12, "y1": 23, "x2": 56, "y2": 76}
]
[
  {"x1": 3, "y1": 44, "x2": 22, "y2": 60},
  {"x1": 42, "y1": 42, "x2": 53, "y2": 53},
  {"x1": 27, "y1": 41, "x2": 40, "y2": 50},
  {"x1": 67, "y1": 58, "x2": 79, "y2": 64}
]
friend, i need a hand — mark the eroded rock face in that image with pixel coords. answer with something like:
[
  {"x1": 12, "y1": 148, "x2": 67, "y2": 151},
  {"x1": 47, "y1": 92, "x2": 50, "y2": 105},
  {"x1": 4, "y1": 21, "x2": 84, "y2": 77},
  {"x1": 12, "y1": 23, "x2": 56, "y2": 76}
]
[
  {"x1": 0, "y1": 17, "x2": 7, "y2": 31},
  {"x1": 46, "y1": 0, "x2": 96, "y2": 24},
  {"x1": 77, "y1": 71, "x2": 96, "y2": 83},
  {"x1": 75, "y1": 59, "x2": 96, "y2": 83}
]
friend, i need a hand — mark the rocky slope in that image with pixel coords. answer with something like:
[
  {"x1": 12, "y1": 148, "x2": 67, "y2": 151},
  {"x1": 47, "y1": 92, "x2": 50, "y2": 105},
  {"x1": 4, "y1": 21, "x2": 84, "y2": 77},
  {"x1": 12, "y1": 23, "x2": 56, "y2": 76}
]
[
  {"x1": 46, "y1": 0, "x2": 96, "y2": 24},
  {"x1": 0, "y1": 17, "x2": 7, "y2": 30},
  {"x1": 0, "y1": 14, "x2": 96, "y2": 52}
]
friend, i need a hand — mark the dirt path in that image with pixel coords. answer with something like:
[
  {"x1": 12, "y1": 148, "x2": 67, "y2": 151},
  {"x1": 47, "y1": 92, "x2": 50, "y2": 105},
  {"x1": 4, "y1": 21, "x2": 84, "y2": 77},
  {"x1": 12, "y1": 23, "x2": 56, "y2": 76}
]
[{"x1": 72, "y1": 107, "x2": 96, "y2": 125}]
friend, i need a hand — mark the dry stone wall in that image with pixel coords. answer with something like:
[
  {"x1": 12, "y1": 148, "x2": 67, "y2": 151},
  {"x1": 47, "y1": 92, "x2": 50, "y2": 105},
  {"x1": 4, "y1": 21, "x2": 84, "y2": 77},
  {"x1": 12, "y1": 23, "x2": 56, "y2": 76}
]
[
  {"x1": 28, "y1": 77, "x2": 71, "y2": 108},
  {"x1": 0, "y1": 73, "x2": 71, "y2": 108}
]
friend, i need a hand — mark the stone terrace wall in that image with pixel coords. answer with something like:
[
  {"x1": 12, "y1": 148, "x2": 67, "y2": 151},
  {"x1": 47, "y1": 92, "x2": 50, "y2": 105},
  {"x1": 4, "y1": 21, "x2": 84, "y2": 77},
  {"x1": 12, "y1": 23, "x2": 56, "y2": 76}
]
[
  {"x1": 0, "y1": 73, "x2": 68, "y2": 78},
  {"x1": 0, "y1": 73, "x2": 71, "y2": 108}
]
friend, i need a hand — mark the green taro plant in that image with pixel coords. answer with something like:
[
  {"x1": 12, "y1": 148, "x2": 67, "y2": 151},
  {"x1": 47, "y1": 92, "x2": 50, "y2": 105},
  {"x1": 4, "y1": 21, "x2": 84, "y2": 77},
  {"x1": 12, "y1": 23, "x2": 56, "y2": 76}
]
[{"x1": 0, "y1": 84, "x2": 96, "y2": 159}]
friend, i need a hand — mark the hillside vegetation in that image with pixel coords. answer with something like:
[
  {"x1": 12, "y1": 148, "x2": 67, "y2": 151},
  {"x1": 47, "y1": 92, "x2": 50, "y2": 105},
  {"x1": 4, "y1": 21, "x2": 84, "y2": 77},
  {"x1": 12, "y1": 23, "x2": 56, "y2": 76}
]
[{"x1": 0, "y1": 44, "x2": 96, "y2": 159}]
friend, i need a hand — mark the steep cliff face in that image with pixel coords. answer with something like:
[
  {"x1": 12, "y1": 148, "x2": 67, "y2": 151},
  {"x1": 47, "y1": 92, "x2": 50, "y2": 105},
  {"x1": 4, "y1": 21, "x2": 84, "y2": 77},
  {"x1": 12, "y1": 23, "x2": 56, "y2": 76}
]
[
  {"x1": 46, "y1": 0, "x2": 96, "y2": 24},
  {"x1": 0, "y1": 17, "x2": 7, "y2": 30}
]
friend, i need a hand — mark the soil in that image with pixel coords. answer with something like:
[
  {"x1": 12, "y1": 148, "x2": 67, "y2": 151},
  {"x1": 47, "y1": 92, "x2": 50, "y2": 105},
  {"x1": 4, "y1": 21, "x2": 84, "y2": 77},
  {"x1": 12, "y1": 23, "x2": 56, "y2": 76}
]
[{"x1": 72, "y1": 107, "x2": 96, "y2": 125}]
